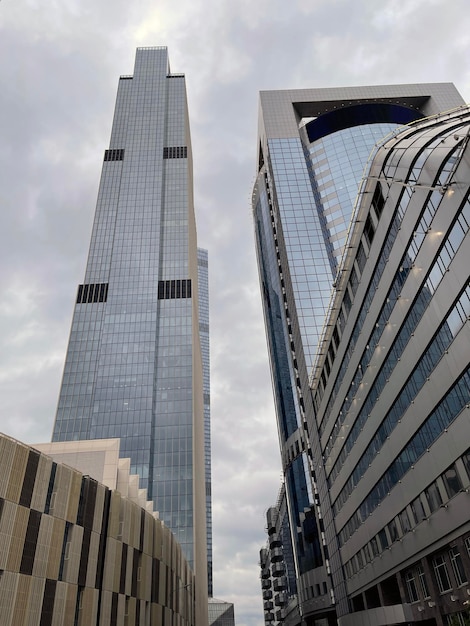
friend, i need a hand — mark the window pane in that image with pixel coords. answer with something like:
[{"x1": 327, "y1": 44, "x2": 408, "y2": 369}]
[
  {"x1": 433, "y1": 555, "x2": 452, "y2": 593},
  {"x1": 425, "y1": 483, "x2": 442, "y2": 513},
  {"x1": 410, "y1": 497, "x2": 426, "y2": 523},
  {"x1": 443, "y1": 465, "x2": 463, "y2": 498},
  {"x1": 450, "y1": 547, "x2": 467, "y2": 586},
  {"x1": 399, "y1": 509, "x2": 411, "y2": 534},
  {"x1": 417, "y1": 565, "x2": 430, "y2": 599},
  {"x1": 405, "y1": 571, "x2": 419, "y2": 602}
]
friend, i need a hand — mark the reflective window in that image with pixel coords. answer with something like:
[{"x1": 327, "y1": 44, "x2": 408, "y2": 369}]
[
  {"x1": 370, "y1": 536, "x2": 380, "y2": 558},
  {"x1": 450, "y1": 547, "x2": 467, "y2": 586},
  {"x1": 433, "y1": 555, "x2": 452, "y2": 593},
  {"x1": 443, "y1": 464, "x2": 463, "y2": 498},
  {"x1": 462, "y1": 449, "x2": 470, "y2": 481},
  {"x1": 425, "y1": 482, "x2": 442, "y2": 513},
  {"x1": 464, "y1": 538, "x2": 470, "y2": 560},
  {"x1": 399, "y1": 509, "x2": 411, "y2": 534},
  {"x1": 388, "y1": 518, "x2": 399, "y2": 543},
  {"x1": 411, "y1": 497, "x2": 427, "y2": 525},
  {"x1": 417, "y1": 565, "x2": 430, "y2": 599},
  {"x1": 378, "y1": 528, "x2": 389, "y2": 550},
  {"x1": 405, "y1": 571, "x2": 419, "y2": 602}
]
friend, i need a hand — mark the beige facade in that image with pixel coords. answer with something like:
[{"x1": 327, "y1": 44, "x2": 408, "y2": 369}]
[{"x1": 0, "y1": 433, "x2": 199, "y2": 626}]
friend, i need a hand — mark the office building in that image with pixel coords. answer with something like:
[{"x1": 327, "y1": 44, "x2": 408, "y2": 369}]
[
  {"x1": 198, "y1": 247, "x2": 213, "y2": 596},
  {"x1": 260, "y1": 486, "x2": 298, "y2": 625},
  {"x1": 208, "y1": 597, "x2": 235, "y2": 626},
  {"x1": 313, "y1": 103, "x2": 470, "y2": 626},
  {"x1": 0, "y1": 432, "x2": 199, "y2": 626},
  {"x1": 252, "y1": 85, "x2": 468, "y2": 625},
  {"x1": 51, "y1": 47, "x2": 208, "y2": 606}
]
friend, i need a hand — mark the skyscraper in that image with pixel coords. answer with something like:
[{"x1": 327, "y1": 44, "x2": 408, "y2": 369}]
[
  {"x1": 198, "y1": 247, "x2": 213, "y2": 596},
  {"x1": 52, "y1": 47, "x2": 208, "y2": 597},
  {"x1": 252, "y1": 84, "x2": 465, "y2": 625}
]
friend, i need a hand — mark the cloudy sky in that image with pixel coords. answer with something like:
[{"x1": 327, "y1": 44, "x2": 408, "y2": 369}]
[{"x1": 1, "y1": 1, "x2": 470, "y2": 624}]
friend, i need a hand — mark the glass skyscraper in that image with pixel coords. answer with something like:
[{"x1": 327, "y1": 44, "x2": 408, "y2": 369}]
[
  {"x1": 253, "y1": 84, "x2": 465, "y2": 625},
  {"x1": 198, "y1": 247, "x2": 213, "y2": 596},
  {"x1": 52, "y1": 48, "x2": 208, "y2": 593}
]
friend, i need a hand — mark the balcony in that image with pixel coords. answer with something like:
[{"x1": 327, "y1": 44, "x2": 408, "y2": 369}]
[
  {"x1": 273, "y1": 576, "x2": 287, "y2": 592},
  {"x1": 272, "y1": 563, "x2": 285, "y2": 577},
  {"x1": 263, "y1": 601, "x2": 273, "y2": 611},
  {"x1": 266, "y1": 507, "x2": 278, "y2": 534},
  {"x1": 269, "y1": 533, "x2": 281, "y2": 549},
  {"x1": 263, "y1": 590, "x2": 273, "y2": 601},
  {"x1": 271, "y1": 547, "x2": 283, "y2": 562},
  {"x1": 275, "y1": 592, "x2": 288, "y2": 607},
  {"x1": 259, "y1": 547, "x2": 269, "y2": 568},
  {"x1": 260, "y1": 567, "x2": 270, "y2": 580},
  {"x1": 261, "y1": 578, "x2": 271, "y2": 590}
]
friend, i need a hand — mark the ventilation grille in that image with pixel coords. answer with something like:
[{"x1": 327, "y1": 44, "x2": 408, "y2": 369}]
[
  {"x1": 158, "y1": 279, "x2": 192, "y2": 300},
  {"x1": 163, "y1": 146, "x2": 188, "y2": 159},
  {"x1": 104, "y1": 149, "x2": 124, "y2": 162},
  {"x1": 77, "y1": 283, "x2": 109, "y2": 304}
]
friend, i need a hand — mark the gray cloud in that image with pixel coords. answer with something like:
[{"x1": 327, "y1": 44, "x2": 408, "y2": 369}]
[{"x1": 1, "y1": 1, "x2": 470, "y2": 624}]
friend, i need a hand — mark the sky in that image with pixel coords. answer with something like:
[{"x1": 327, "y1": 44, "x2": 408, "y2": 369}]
[{"x1": 1, "y1": 1, "x2": 470, "y2": 624}]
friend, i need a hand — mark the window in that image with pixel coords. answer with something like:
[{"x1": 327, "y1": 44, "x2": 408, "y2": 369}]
[
  {"x1": 443, "y1": 464, "x2": 463, "y2": 498},
  {"x1": 378, "y1": 528, "x2": 389, "y2": 550},
  {"x1": 356, "y1": 550, "x2": 364, "y2": 569},
  {"x1": 349, "y1": 266, "x2": 359, "y2": 297},
  {"x1": 399, "y1": 509, "x2": 411, "y2": 534},
  {"x1": 405, "y1": 570, "x2": 419, "y2": 602},
  {"x1": 462, "y1": 449, "x2": 470, "y2": 480},
  {"x1": 417, "y1": 565, "x2": 430, "y2": 599},
  {"x1": 157, "y1": 279, "x2": 192, "y2": 299},
  {"x1": 356, "y1": 241, "x2": 367, "y2": 274},
  {"x1": 450, "y1": 547, "x2": 467, "y2": 586},
  {"x1": 371, "y1": 183, "x2": 385, "y2": 219},
  {"x1": 410, "y1": 497, "x2": 426, "y2": 524},
  {"x1": 433, "y1": 555, "x2": 452, "y2": 593},
  {"x1": 425, "y1": 482, "x2": 442, "y2": 513},
  {"x1": 163, "y1": 146, "x2": 188, "y2": 159},
  {"x1": 465, "y1": 537, "x2": 470, "y2": 558},
  {"x1": 104, "y1": 148, "x2": 124, "y2": 161},
  {"x1": 76, "y1": 282, "x2": 108, "y2": 304},
  {"x1": 388, "y1": 518, "x2": 399, "y2": 543},
  {"x1": 363, "y1": 213, "x2": 375, "y2": 247},
  {"x1": 445, "y1": 610, "x2": 470, "y2": 626}
]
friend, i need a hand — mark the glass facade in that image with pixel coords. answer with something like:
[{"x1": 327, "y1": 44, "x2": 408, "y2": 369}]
[
  {"x1": 52, "y1": 48, "x2": 206, "y2": 573},
  {"x1": 198, "y1": 247, "x2": 213, "y2": 596},
  {"x1": 254, "y1": 97, "x2": 416, "y2": 589},
  {"x1": 306, "y1": 122, "x2": 397, "y2": 274}
]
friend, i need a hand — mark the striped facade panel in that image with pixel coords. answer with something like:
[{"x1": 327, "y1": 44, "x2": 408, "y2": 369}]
[
  {"x1": 0, "y1": 499, "x2": 17, "y2": 568},
  {"x1": 30, "y1": 455, "x2": 53, "y2": 512},
  {"x1": 6, "y1": 442, "x2": 29, "y2": 503},
  {"x1": 32, "y1": 513, "x2": 54, "y2": 578},
  {"x1": 0, "y1": 438, "x2": 16, "y2": 498},
  {"x1": 8, "y1": 504, "x2": 29, "y2": 572}
]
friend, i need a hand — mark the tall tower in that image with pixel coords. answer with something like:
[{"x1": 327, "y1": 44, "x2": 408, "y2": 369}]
[
  {"x1": 52, "y1": 48, "x2": 208, "y2": 596},
  {"x1": 252, "y1": 84, "x2": 465, "y2": 625},
  {"x1": 198, "y1": 247, "x2": 213, "y2": 596}
]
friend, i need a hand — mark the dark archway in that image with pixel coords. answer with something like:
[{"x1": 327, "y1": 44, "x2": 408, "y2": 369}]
[{"x1": 305, "y1": 102, "x2": 424, "y2": 143}]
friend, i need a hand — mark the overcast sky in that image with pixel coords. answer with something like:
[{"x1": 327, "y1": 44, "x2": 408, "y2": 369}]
[{"x1": 1, "y1": 1, "x2": 470, "y2": 624}]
